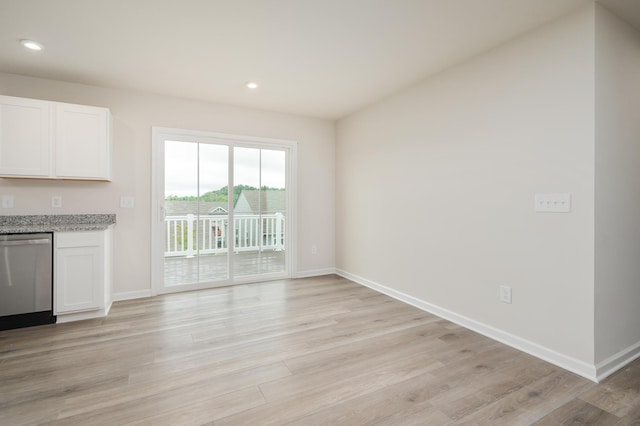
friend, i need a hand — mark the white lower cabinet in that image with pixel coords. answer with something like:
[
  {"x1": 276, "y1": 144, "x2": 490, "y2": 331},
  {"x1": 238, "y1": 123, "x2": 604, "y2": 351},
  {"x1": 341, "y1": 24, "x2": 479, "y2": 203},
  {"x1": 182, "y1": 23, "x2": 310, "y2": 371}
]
[{"x1": 55, "y1": 228, "x2": 112, "y2": 321}]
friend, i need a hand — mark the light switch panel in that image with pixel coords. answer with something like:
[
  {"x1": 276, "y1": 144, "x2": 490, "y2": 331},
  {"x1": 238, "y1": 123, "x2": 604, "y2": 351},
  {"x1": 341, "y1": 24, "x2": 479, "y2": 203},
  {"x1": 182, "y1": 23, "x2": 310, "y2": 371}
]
[
  {"x1": 120, "y1": 196, "x2": 135, "y2": 209},
  {"x1": 1, "y1": 195, "x2": 14, "y2": 209},
  {"x1": 535, "y1": 193, "x2": 571, "y2": 213}
]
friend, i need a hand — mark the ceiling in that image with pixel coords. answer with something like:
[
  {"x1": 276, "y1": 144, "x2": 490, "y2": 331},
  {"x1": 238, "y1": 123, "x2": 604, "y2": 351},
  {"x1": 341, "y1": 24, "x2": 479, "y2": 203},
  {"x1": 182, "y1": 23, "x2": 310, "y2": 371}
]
[
  {"x1": 598, "y1": 0, "x2": 640, "y2": 32},
  {"x1": 0, "y1": 0, "x2": 634, "y2": 120}
]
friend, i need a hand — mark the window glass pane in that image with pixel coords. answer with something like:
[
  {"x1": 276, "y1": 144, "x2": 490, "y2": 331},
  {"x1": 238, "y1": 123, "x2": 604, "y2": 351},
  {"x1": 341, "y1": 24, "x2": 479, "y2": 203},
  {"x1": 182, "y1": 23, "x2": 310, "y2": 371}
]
[{"x1": 164, "y1": 140, "x2": 199, "y2": 286}]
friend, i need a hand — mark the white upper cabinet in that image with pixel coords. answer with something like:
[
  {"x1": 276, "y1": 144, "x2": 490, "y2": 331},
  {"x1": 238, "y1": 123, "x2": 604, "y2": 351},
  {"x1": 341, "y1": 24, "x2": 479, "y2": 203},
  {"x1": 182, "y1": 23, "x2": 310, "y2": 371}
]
[
  {"x1": 0, "y1": 95, "x2": 111, "y2": 181},
  {"x1": 55, "y1": 102, "x2": 110, "y2": 180},
  {"x1": 0, "y1": 96, "x2": 51, "y2": 177}
]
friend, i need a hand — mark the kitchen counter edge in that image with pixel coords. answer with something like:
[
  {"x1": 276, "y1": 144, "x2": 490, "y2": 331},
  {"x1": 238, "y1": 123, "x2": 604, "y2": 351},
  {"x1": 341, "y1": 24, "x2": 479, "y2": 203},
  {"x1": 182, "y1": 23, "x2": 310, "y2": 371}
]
[{"x1": 0, "y1": 214, "x2": 116, "y2": 233}]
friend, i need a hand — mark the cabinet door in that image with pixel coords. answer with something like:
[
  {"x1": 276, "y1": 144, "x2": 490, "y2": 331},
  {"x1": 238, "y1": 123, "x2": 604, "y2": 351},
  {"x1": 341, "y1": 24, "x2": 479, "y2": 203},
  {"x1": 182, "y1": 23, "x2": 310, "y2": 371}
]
[
  {"x1": 0, "y1": 95, "x2": 51, "y2": 177},
  {"x1": 54, "y1": 102, "x2": 110, "y2": 180},
  {"x1": 56, "y1": 242, "x2": 103, "y2": 313}
]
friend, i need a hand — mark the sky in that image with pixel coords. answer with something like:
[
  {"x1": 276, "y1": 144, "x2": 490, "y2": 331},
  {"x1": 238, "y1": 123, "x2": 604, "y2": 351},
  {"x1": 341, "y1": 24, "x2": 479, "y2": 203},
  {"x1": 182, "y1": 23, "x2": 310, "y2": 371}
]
[{"x1": 164, "y1": 141, "x2": 286, "y2": 197}]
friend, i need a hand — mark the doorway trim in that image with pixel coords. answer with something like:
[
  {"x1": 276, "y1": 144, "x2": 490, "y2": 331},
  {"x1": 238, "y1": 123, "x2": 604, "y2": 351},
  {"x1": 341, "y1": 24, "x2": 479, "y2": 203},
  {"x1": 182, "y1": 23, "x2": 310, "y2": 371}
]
[{"x1": 151, "y1": 127, "x2": 298, "y2": 295}]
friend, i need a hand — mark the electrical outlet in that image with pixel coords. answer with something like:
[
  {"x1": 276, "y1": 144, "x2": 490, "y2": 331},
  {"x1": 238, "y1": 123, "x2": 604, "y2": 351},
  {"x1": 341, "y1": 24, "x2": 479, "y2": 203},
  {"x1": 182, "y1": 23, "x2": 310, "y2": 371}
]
[
  {"x1": 51, "y1": 196, "x2": 62, "y2": 208},
  {"x1": 1, "y1": 195, "x2": 14, "y2": 209},
  {"x1": 499, "y1": 285, "x2": 512, "y2": 304},
  {"x1": 311, "y1": 245, "x2": 317, "y2": 254}
]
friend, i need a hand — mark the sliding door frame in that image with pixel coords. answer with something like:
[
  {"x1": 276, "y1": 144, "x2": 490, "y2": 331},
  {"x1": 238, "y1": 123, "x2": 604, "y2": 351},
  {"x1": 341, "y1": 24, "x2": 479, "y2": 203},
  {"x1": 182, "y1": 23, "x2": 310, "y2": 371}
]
[{"x1": 151, "y1": 127, "x2": 298, "y2": 295}]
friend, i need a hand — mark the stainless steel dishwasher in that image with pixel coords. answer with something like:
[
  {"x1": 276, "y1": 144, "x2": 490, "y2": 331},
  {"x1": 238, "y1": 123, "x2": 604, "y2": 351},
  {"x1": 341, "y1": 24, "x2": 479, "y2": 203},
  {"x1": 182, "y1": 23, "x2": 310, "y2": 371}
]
[{"x1": 0, "y1": 233, "x2": 55, "y2": 330}]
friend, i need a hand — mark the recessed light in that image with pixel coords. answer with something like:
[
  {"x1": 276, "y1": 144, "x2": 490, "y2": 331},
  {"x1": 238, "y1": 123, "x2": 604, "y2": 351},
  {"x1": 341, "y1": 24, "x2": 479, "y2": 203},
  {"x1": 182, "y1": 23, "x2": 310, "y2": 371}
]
[
  {"x1": 20, "y1": 39, "x2": 43, "y2": 51},
  {"x1": 245, "y1": 81, "x2": 259, "y2": 89}
]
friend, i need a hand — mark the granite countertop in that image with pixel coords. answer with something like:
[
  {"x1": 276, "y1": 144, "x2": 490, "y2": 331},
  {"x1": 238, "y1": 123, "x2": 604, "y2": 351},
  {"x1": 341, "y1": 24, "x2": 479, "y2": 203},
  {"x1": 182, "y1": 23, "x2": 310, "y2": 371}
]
[{"x1": 0, "y1": 214, "x2": 116, "y2": 233}]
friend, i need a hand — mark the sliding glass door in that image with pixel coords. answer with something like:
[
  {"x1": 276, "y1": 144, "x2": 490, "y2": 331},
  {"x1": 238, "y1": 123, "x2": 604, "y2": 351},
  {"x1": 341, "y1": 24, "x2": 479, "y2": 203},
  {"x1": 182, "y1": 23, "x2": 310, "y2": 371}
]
[
  {"x1": 163, "y1": 141, "x2": 230, "y2": 287},
  {"x1": 152, "y1": 128, "x2": 295, "y2": 294},
  {"x1": 233, "y1": 147, "x2": 287, "y2": 278}
]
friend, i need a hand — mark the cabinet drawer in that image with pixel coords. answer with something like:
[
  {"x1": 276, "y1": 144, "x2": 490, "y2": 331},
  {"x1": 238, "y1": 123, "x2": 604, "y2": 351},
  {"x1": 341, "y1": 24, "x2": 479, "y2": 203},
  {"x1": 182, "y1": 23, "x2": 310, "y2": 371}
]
[{"x1": 56, "y1": 231, "x2": 103, "y2": 248}]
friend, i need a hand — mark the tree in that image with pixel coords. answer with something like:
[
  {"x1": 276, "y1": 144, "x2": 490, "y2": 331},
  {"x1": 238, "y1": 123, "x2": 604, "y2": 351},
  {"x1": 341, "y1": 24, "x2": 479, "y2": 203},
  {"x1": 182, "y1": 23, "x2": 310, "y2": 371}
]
[{"x1": 166, "y1": 185, "x2": 284, "y2": 203}]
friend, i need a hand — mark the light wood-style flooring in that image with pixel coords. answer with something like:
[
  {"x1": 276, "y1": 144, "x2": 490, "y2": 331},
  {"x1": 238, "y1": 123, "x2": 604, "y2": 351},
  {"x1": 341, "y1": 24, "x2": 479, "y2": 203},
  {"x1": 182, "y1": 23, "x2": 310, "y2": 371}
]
[{"x1": 1, "y1": 275, "x2": 639, "y2": 425}]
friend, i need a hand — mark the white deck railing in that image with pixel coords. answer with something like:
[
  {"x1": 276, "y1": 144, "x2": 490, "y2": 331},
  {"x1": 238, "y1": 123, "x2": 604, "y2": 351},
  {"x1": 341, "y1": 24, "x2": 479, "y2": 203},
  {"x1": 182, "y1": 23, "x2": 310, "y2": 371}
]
[{"x1": 165, "y1": 213, "x2": 285, "y2": 257}]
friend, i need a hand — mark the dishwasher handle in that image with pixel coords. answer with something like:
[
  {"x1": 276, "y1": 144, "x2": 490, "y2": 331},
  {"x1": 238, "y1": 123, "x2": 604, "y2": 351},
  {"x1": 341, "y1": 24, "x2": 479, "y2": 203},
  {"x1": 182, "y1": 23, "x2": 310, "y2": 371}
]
[{"x1": 0, "y1": 239, "x2": 51, "y2": 247}]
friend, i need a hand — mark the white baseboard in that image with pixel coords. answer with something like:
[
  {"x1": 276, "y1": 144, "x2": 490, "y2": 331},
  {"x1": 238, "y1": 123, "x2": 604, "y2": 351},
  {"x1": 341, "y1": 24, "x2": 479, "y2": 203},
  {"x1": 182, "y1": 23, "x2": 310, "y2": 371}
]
[
  {"x1": 596, "y1": 341, "x2": 640, "y2": 382},
  {"x1": 112, "y1": 289, "x2": 153, "y2": 302},
  {"x1": 336, "y1": 268, "x2": 599, "y2": 383},
  {"x1": 295, "y1": 267, "x2": 337, "y2": 278}
]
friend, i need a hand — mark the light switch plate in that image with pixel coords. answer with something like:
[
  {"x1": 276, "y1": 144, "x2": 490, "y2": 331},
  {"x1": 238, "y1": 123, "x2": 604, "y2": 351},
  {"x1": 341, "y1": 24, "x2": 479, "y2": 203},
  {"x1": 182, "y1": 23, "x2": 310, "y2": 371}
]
[
  {"x1": 120, "y1": 196, "x2": 135, "y2": 209},
  {"x1": 499, "y1": 285, "x2": 512, "y2": 304},
  {"x1": 535, "y1": 193, "x2": 571, "y2": 213},
  {"x1": 1, "y1": 195, "x2": 14, "y2": 209}
]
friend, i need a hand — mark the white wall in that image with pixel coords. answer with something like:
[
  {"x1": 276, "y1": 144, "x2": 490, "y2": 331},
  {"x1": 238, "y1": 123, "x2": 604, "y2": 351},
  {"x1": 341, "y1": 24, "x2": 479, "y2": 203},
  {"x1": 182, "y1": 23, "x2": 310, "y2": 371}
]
[
  {"x1": 0, "y1": 73, "x2": 336, "y2": 295},
  {"x1": 594, "y1": 5, "x2": 640, "y2": 366},
  {"x1": 336, "y1": 6, "x2": 596, "y2": 369}
]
